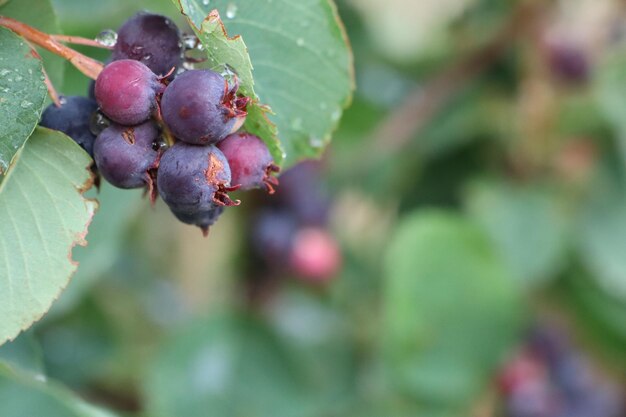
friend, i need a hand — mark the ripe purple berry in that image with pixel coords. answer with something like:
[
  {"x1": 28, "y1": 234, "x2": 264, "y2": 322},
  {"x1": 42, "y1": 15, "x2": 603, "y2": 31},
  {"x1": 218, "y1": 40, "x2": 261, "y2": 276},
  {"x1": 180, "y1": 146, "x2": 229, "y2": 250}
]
[
  {"x1": 40, "y1": 96, "x2": 98, "y2": 157},
  {"x1": 160, "y1": 69, "x2": 249, "y2": 145},
  {"x1": 251, "y1": 209, "x2": 298, "y2": 266},
  {"x1": 277, "y1": 161, "x2": 330, "y2": 226},
  {"x1": 112, "y1": 12, "x2": 183, "y2": 79},
  {"x1": 93, "y1": 121, "x2": 160, "y2": 194},
  {"x1": 95, "y1": 59, "x2": 164, "y2": 125},
  {"x1": 171, "y1": 205, "x2": 225, "y2": 233},
  {"x1": 157, "y1": 142, "x2": 239, "y2": 235},
  {"x1": 217, "y1": 132, "x2": 279, "y2": 193}
]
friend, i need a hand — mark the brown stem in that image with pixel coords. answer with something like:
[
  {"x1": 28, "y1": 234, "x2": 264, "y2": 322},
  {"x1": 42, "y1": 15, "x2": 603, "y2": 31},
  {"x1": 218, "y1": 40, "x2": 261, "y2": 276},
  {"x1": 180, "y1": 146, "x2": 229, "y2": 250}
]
[
  {"x1": 362, "y1": 3, "x2": 532, "y2": 163},
  {"x1": 0, "y1": 16, "x2": 104, "y2": 79},
  {"x1": 42, "y1": 63, "x2": 61, "y2": 106},
  {"x1": 50, "y1": 34, "x2": 114, "y2": 50}
]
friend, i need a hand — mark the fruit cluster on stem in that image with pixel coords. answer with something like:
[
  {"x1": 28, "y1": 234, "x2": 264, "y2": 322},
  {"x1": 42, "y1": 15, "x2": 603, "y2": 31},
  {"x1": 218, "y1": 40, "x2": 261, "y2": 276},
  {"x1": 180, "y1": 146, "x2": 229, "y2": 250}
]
[{"x1": 3, "y1": 11, "x2": 280, "y2": 234}]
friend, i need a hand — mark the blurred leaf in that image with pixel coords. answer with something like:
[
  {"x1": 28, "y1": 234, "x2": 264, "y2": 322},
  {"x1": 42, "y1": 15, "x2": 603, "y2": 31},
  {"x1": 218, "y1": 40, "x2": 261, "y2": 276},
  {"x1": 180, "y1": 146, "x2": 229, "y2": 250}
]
[
  {"x1": 0, "y1": 128, "x2": 97, "y2": 346},
  {"x1": 382, "y1": 210, "x2": 523, "y2": 408},
  {"x1": 0, "y1": 0, "x2": 66, "y2": 92},
  {"x1": 144, "y1": 313, "x2": 311, "y2": 417},
  {"x1": 466, "y1": 180, "x2": 568, "y2": 288},
  {"x1": 40, "y1": 297, "x2": 118, "y2": 387},
  {"x1": 595, "y1": 51, "x2": 626, "y2": 164},
  {"x1": 0, "y1": 364, "x2": 118, "y2": 417},
  {"x1": 267, "y1": 290, "x2": 356, "y2": 413},
  {"x1": 348, "y1": 0, "x2": 477, "y2": 62},
  {"x1": 50, "y1": 184, "x2": 142, "y2": 316},
  {"x1": 0, "y1": 27, "x2": 46, "y2": 178},
  {"x1": 173, "y1": 0, "x2": 354, "y2": 167},
  {"x1": 565, "y1": 270, "x2": 626, "y2": 368},
  {"x1": 0, "y1": 331, "x2": 44, "y2": 375},
  {"x1": 577, "y1": 162, "x2": 626, "y2": 300}
]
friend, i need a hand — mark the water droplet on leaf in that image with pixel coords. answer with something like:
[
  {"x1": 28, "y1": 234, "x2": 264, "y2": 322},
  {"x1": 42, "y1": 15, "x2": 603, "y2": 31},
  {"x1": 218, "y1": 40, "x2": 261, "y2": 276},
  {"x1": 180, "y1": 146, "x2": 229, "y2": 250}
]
[
  {"x1": 226, "y1": 3, "x2": 238, "y2": 19},
  {"x1": 309, "y1": 136, "x2": 324, "y2": 148}
]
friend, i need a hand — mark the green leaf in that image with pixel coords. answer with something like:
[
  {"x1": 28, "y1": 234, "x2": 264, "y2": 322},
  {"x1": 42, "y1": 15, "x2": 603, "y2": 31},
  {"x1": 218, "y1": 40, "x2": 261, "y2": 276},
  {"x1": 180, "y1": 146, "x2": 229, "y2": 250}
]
[
  {"x1": 568, "y1": 271, "x2": 626, "y2": 343},
  {"x1": 0, "y1": 331, "x2": 44, "y2": 375},
  {"x1": 144, "y1": 313, "x2": 310, "y2": 417},
  {"x1": 0, "y1": 364, "x2": 119, "y2": 417},
  {"x1": 0, "y1": 128, "x2": 97, "y2": 346},
  {"x1": 577, "y1": 163, "x2": 626, "y2": 301},
  {"x1": 465, "y1": 180, "x2": 568, "y2": 288},
  {"x1": 50, "y1": 184, "x2": 142, "y2": 316},
  {"x1": 595, "y1": 51, "x2": 626, "y2": 164},
  {"x1": 183, "y1": 9, "x2": 283, "y2": 165},
  {"x1": 565, "y1": 270, "x2": 626, "y2": 369},
  {"x1": 267, "y1": 290, "x2": 356, "y2": 413},
  {"x1": 173, "y1": 0, "x2": 354, "y2": 167},
  {"x1": 0, "y1": 0, "x2": 66, "y2": 93},
  {"x1": 0, "y1": 28, "x2": 47, "y2": 178},
  {"x1": 382, "y1": 210, "x2": 523, "y2": 408}
]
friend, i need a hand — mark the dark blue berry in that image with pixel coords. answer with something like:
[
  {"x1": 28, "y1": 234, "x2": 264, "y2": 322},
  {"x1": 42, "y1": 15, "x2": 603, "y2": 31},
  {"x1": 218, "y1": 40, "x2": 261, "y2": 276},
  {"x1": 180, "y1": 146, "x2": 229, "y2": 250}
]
[
  {"x1": 157, "y1": 142, "x2": 238, "y2": 235},
  {"x1": 40, "y1": 96, "x2": 98, "y2": 157},
  {"x1": 112, "y1": 11, "x2": 183, "y2": 79},
  {"x1": 93, "y1": 121, "x2": 160, "y2": 191}
]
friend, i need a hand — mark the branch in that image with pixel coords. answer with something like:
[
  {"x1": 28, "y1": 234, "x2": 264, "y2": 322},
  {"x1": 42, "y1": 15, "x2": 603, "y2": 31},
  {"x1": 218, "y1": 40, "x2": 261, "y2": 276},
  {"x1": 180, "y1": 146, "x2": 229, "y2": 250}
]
[
  {"x1": 51, "y1": 34, "x2": 114, "y2": 50},
  {"x1": 0, "y1": 16, "x2": 104, "y2": 79}
]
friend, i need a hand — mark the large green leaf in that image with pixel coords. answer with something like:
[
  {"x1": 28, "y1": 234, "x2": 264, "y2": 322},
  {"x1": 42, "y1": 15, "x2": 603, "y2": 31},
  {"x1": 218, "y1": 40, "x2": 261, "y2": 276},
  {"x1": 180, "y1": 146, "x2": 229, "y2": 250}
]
[
  {"x1": 0, "y1": 128, "x2": 97, "y2": 346},
  {"x1": 0, "y1": 364, "x2": 118, "y2": 417},
  {"x1": 0, "y1": 28, "x2": 47, "y2": 178},
  {"x1": 382, "y1": 211, "x2": 523, "y2": 408},
  {"x1": 466, "y1": 180, "x2": 568, "y2": 288},
  {"x1": 144, "y1": 313, "x2": 311, "y2": 417},
  {"x1": 0, "y1": 0, "x2": 66, "y2": 89},
  {"x1": 173, "y1": 0, "x2": 354, "y2": 167}
]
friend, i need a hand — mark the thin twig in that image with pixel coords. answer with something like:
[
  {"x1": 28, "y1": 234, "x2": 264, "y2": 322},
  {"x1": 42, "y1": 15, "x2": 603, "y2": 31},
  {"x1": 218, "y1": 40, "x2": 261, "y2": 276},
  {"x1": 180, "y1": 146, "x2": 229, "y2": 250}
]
[
  {"x1": 51, "y1": 34, "x2": 114, "y2": 50},
  {"x1": 0, "y1": 16, "x2": 104, "y2": 79}
]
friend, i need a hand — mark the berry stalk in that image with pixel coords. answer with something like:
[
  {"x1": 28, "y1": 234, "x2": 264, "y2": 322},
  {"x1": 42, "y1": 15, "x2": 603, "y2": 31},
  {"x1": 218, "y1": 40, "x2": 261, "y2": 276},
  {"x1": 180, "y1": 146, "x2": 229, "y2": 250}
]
[
  {"x1": 50, "y1": 34, "x2": 114, "y2": 50},
  {"x1": 0, "y1": 16, "x2": 104, "y2": 79}
]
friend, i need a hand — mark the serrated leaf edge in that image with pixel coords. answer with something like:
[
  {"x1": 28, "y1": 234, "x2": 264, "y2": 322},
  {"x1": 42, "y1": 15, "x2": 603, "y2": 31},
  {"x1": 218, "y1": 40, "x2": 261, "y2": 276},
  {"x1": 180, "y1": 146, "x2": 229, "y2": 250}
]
[{"x1": 0, "y1": 129, "x2": 99, "y2": 346}]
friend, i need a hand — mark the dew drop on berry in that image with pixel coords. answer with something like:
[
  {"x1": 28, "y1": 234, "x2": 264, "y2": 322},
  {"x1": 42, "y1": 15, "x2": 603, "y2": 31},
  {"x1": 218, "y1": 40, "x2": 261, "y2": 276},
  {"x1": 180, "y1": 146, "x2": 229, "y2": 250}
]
[{"x1": 95, "y1": 29, "x2": 118, "y2": 47}]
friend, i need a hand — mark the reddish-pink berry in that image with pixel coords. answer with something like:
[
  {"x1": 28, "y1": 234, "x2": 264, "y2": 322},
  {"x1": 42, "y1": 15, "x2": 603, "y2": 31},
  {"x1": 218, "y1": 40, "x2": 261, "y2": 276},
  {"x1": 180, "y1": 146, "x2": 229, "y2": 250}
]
[
  {"x1": 217, "y1": 132, "x2": 279, "y2": 193},
  {"x1": 95, "y1": 59, "x2": 163, "y2": 125}
]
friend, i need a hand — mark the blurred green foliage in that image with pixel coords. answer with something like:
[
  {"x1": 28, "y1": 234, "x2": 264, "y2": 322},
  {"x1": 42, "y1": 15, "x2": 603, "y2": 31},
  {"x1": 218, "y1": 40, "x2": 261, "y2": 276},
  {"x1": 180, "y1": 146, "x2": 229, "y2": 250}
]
[{"x1": 1, "y1": 0, "x2": 626, "y2": 416}]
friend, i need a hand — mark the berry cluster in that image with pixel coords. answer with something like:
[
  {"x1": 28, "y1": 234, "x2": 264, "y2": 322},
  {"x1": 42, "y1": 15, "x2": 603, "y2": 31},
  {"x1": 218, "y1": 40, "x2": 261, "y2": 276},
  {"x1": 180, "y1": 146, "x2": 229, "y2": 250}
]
[
  {"x1": 498, "y1": 324, "x2": 624, "y2": 417},
  {"x1": 249, "y1": 161, "x2": 341, "y2": 284},
  {"x1": 39, "y1": 12, "x2": 278, "y2": 235}
]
